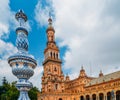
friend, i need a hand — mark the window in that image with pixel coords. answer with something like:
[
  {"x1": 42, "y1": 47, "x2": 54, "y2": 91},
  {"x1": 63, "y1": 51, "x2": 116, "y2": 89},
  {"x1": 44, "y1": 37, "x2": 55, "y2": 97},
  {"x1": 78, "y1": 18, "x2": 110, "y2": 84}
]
[
  {"x1": 53, "y1": 53, "x2": 55, "y2": 58},
  {"x1": 48, "y1": 89, "x2": 50, "y2": 92},
  {"x1": 55, "y1": 78, "x2": 57, "y2": 81},
  {"x1": 54, "y1": 67, "x2": 57, "y2": 71},
  {"x1": 56, "y1": 53, "x2": 58, "y2": 59},
  {"x1": 51, "y1": 36, "x2": 53, "y2": 41},
  {"x1": 55, "y1": 84, "x2": 58, "y2": 90},
  {"x1": 48, "y1": 69, "x2": 50, "y2": 71},
  {"x1": 50, "y1": 52, "x2": 52, "y2": 58},
  {"x1": 48, "y1": 77, "x2": 50, "y2": 80}
]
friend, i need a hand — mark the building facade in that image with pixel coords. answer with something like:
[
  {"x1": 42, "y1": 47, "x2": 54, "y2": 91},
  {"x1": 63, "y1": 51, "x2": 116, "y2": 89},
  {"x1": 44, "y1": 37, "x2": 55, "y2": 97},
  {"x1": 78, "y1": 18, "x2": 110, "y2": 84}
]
[{"x1": 38, "y1": 17, "x2": 120, "y2": 100}]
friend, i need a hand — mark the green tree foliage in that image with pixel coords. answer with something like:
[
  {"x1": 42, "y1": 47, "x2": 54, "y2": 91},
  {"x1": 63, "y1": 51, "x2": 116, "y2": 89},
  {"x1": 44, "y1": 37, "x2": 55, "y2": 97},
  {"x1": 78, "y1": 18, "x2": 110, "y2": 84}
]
[
  {"x1": 2, "y1": 77, "x2": 7, "y2": 85},
  {"x1": 0, "y1": 77, "x2": 39, "y2": 100},
  {"x1": 29, "y1": 87, "x2": 39, "y2": 100},
  {"x1": 0, "y1": 81, "x2": 19, "y2": 100}
]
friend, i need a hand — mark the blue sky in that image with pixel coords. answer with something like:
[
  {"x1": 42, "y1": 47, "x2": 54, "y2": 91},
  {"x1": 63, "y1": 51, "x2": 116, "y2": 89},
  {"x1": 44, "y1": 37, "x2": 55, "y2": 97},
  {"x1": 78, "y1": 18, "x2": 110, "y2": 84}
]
[
  {"x1": 8, "y1": 0, "x2": 67, "y2": 66},
  {"x1": 9, "y1": 0, "x2": 51, "y2": 63},
  {"x1": 0, "y1": 0, "x2": 120, "y2": 90}
]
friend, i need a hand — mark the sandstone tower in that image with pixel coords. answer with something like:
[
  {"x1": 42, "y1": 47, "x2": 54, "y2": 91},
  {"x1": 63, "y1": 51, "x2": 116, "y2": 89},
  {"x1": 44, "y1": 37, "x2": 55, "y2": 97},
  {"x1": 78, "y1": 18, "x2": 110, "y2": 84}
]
[{"x1": 41, "y1": 16, "x2": 65, "y2": 93}]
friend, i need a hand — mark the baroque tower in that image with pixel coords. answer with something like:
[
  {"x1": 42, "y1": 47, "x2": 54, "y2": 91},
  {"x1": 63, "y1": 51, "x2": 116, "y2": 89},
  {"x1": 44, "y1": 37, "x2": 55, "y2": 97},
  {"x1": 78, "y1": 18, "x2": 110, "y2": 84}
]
[{"x1": 41, "y1": 17, "x2": 65, "y2": 93}]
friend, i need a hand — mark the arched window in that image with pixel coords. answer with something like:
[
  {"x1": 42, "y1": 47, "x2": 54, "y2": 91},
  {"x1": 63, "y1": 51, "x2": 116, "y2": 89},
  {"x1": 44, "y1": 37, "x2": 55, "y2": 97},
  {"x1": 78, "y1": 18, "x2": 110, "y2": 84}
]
[
  {"x1": 56, "y1": 53, "x2": 58, "y2": 59},
  {"x1": 54, "y1": 67, "x2": 57, "y2": 71},
  {"x1": 116, "y1": 90, "x2": 120, "y2": 100},
  {"x1": 55, "y1": 77, "x2": 57, "y2": 81},
  {"x1": 99, "y1": 93, "x2": 104, "y2": 100},
  {"x1": 48, "y1": 76, "x2": 50, "y2": 80},
  {"x1": 92, "y1": 94, "x2": 96, "y2": 100},
  {"x1": 86, "y1": 95, "x2": 90, "y2": 100},
  {"x1": 107, "y1": 92, "x2": 111, "y2": 100},
  {"x1": 55, "y1": 84, "x2": 58, "y2": 90},
  {"x1": 48, "y1": 68, "x2": 50, "y2": 72},
  {"x1": 48, "y1": 89, "x2": 50, "y2": 92},
  {"x1": 54, "y1": 52, "x2": 55, "y2": 59},
  {"x1": 50, "y1": 52, "x2": 52, "y2": 58},
  {"x1": 51, "y1": 36, "x2": 53, "y2": 41},
  {"x1": 80, "y1": 96, "x2": 84, "y2": 100}
]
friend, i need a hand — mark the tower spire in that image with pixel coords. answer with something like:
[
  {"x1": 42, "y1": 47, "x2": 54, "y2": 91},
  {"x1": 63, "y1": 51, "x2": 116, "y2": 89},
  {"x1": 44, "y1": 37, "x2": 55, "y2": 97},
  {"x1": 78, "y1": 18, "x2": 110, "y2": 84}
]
[
  {"x1": 99, "y1": 70, "x2": 104, "y2": 77},
  {"x1": 79, "y1": 66, "x2": 87, "y2": 77},
  {"x1": 46, "y1": 13, "x2": 55, "y2": 33},
  {"x1": 48, "y1": 11, "x2": 52, "y2": 24}
]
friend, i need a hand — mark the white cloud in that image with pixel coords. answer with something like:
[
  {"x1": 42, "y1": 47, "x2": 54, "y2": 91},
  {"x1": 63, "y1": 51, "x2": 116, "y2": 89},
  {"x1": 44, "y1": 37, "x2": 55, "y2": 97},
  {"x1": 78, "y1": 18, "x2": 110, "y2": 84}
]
[
  {"x1": 0, "y1": 40, "x2": 17, "y2": 85},
  {"x1": 0, "y1": 0, "x2": 17, "y2": 85},
  {"x1": 0, "y1": 0, "x2": 31, "y2": 38},
  {"x1": 35, "y1": 1, "x2": 50, "y2": 27},
  {"x1": 35, "y1": 0, "x2": 120, "y2": 78},
  {"x1": 0, "y1": 40, "x2": 17, "y2": 59},
  {"x1": 0, "y1": 60, "x2": 17, "y2": 85},
  {"x1": 54, "y1": 0, "x2": 120, "y2": 76},
  {"x1": 30, "y1": 66, "x2": 43, "y2": 90},
  {"x1": 0, "y1": 23, "x2": 9, "y2": 38},
  {"x1": 0, "y1": 0, "x2": 15, "y2": 39}
]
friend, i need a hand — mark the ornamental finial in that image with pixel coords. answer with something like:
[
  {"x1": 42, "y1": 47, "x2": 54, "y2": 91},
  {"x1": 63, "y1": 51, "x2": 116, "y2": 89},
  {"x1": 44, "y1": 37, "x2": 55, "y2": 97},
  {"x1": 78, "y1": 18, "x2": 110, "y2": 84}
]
[
  {"x1": 15, "y1": 10, "x2": 27, "y2": 27},
  {"x1": 15, "y1": 9, "x2": 27, "y2": 22},
  {"x1": 48, "y1": 11, "x2": 52, "y2": 25},
  {"x1": 46, "y1": 11, "x2": 55, "y2": 33}
]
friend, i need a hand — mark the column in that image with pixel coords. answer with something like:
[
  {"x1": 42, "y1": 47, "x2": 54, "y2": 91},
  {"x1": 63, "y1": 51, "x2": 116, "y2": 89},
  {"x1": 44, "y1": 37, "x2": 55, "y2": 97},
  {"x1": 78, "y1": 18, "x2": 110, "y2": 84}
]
[
  {"x1": 104, "y1": 94, "x2": 107, "y2": 100},
  {"x1": 96, "y1": 94, "x2": 98, "y2": 100},
  {"x1": 85, "y1": 95, "x2": 86, "y2": 100},
  {"x1": 58, "y1": 53, "x2": 60, "y2": 59},
  {"x1": 90, "y1": 94, "x2": 92, "y2": 100},
  {"x1": 114, "y1": 93, "x2": 116, "y2": 100},
  {"x1": 49, "y1": 51, "x2": 50, "y2": 57}
]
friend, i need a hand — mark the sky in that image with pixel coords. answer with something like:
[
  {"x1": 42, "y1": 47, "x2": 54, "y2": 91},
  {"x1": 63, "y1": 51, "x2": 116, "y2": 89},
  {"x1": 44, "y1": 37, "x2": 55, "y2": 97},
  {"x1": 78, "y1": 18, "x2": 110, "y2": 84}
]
[{"x1": 0, "y1": 0, "x2": 120, "y2": 90}]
